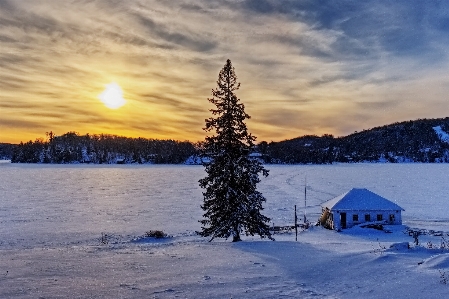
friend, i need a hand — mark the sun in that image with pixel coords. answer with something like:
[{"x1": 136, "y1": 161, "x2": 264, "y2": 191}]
[{"x1": 98, "y1": 82, "x2": 126, "y2": 109}]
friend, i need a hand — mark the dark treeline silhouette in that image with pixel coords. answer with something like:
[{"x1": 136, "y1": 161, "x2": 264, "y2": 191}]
[
  {"x1": 0, "y1": 143, "x2": 15, "y2": 160},
  {"x1": 261, "y1": 118, "x2": 449, "y2": 164},
  {"x1": 5, "y1": 117, "x2": 449, "y2": 164},
  {"x1": 11, "y1": 132, "x2": 197, "y2": 164}
]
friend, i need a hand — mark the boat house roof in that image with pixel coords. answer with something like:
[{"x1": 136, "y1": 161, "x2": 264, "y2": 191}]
[{"x1": 321, "y1": 188, "x2": 404, "y2": 211}]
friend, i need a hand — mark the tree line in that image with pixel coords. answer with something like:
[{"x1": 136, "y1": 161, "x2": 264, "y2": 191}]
[
  {"x1": 5, "y1": 118, "x2": 449, "y2": 164},
  {"x1": 262, "y1": 118, "x2": 449, "y2": 164},
  {"x1": 11, "y1": 132, "x2": 197, "y2": 164}
]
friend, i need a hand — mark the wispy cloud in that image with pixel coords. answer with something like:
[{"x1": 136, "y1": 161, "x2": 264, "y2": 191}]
[{"x1": 1, "y1": 0, "x2": 449, "y2": 143}]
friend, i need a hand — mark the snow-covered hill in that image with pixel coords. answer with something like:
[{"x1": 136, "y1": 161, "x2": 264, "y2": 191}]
[
  {"x1": 434, "y1": 125, "x2": 449, "y2": 144},
  {"x1": 266, "y1": 117, "x2": 449, "y2": 163}
]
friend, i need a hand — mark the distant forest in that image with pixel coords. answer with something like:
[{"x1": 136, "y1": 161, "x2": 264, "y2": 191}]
[
  {"x1": 4, "y1": 132, "x2": 197, "y2": 164},
  {"x1": 2, "y1": 117, "x2": 449, "y2": 164},
  {"x1": 261, "y1": 117, "x2": 449, "y2": 164}
]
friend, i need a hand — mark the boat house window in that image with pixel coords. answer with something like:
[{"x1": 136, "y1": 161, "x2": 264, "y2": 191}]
[
  {"x1": 365, "y1": 214, "x2": 370, "y2": 222},
  {"x1": 377, "y1": 214, "x2": 383, "y2": 221},
  {"x1": 353, "y1": 214, "x2": 358, "y2": 222}
]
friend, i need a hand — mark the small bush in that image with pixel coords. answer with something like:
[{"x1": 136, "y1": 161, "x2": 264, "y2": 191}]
[
  {"x1": 100, "y1": 232, "x2": 109, "y2": 245},
  {"x1": 145, "y1": 230, "x2": 167, "y2": 239},
  {"x1": 440, "y1": 270, "x2": 447, "y2": 284},
  {"x1": 371, "y1": 239, "x2": 386, "y2": 255}
]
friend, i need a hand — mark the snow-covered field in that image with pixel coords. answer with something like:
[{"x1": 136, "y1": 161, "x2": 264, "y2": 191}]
[{"x1": 1, "y1": 163, "x2": 449, "y2": 298}]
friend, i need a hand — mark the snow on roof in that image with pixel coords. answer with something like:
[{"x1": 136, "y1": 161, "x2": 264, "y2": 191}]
[{"x1": 321, "y1": 188, "x2": 404, "y2": 211}]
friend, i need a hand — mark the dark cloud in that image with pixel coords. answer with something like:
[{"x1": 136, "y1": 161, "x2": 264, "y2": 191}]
[
  {"x1": 0, "y1": 100, "x2": 33, "y2": 109},
  {"x1": 0, "y1": 35, "x2": 16, "y2": 43},
  {"x1": 237, "y1": 0, "x2": 449, "y2": 62},
  {"x1": 137, "y1": 93, "x2": 205, "y2": 114},
  {"x1": 258, "y1": 108, "x2": 304, "y2": 129},
  {"x1": 242, "y1": 0, "x2": 275, "y2": 14},
  {"x1": 135, "y1": 14, "x2": 217, "y2": 52},
  {"x1": 355, "y1": 101, "x2": 400, "y2": 111},
  {"x1": 0, "y1": 118, "x2": 49, "y2": 130}
]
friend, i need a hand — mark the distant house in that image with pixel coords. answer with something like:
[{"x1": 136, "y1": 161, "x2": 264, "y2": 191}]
[
  {"x1": 319, "y1": 188, "x2": 404, "y2": 231},
  {"x1": 249, "y1": 152, "x2": 264, "y2": 163}
]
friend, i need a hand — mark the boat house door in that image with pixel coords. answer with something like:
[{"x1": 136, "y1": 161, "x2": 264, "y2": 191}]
[{"x1": 341, "y1": 212, "x2": 347, "y2": 229}]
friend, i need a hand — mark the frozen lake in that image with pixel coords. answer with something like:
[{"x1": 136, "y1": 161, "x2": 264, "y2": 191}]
[
  {"x1": 1, "y1": 163, "x2": 449, "y2": 298},
  {"x1": 1, "y1": 163, "x2": 448, "y2": 248}
]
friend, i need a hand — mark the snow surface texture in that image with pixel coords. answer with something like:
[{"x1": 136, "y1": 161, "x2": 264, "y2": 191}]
[{"x1": 1, "y1": 164, "x2": 449, "y2": 298}]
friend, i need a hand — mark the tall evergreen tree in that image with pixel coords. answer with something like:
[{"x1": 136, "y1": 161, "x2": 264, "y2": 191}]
[{"x1": 199, "y1": 59, "x2": 273, "y2": 242}]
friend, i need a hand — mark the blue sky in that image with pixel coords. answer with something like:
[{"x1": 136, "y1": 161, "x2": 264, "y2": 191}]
[{"x1": 1, "y1": 0, "x2": 449, "y2": 143}]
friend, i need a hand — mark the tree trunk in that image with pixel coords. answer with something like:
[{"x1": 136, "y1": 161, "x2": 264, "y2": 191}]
[{"x1": 232, "y1": 226, "x2": 241, "y2": 242}]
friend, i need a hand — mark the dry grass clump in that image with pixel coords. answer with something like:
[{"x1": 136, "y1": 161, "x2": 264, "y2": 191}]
[{"x1": 145, "y1": 230, "x2": 167, "y2": 239}]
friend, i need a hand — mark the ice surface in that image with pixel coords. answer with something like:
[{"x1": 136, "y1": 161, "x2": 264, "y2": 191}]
[{"x1": 1, "y1": 164, "x2": 449, "y2": 298}]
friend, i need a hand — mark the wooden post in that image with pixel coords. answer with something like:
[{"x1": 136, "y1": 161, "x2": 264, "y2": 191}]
[
  {"x1": 295, "y1": 205, "x2": 298, "y2": 241},
  {"x1": 304, "y1": 177, "x2": 307, "y2": 224}
]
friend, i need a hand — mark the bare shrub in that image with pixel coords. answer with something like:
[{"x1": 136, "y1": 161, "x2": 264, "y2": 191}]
[
  {"x1": 100, "y1": 232, "x2": 108, "y2": 245},
  {"x1": 439, "y1": 270, "x2": 447, "y2": 285},
  {"x1": 441, "y1": 237, "x2": 448, "y2": 251},
  {"x1": 372, "y1": 239, "x2": 386, "y2": 255},
  {"x1": 145, "y1": 230, "x2": 167, "y2": 239}
]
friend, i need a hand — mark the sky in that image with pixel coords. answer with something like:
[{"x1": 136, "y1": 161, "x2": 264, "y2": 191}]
[{"x1": 1, "y1": 0, "x2": 449, "y2": 144}]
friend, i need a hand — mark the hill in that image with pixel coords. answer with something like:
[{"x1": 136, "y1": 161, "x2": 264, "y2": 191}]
[
  {"x1": 261, "y1": 117, "x2": 449, "y2": 164},
  {"x1": 5, "y1": 117, "x2": 449, "y2": 164}
]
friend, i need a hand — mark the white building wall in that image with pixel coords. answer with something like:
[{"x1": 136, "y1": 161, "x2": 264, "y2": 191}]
[
  {"x1": 393, "y1": 210, "x2": 402, "y2": 225},
  {"x1": 331, "y1": 209, "x2": 402, "y2": 230}
]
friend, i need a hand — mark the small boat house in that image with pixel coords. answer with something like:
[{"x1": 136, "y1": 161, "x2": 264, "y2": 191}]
[{"x1": 319, "y1": 188, "x2": 404, "y2": 231}]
